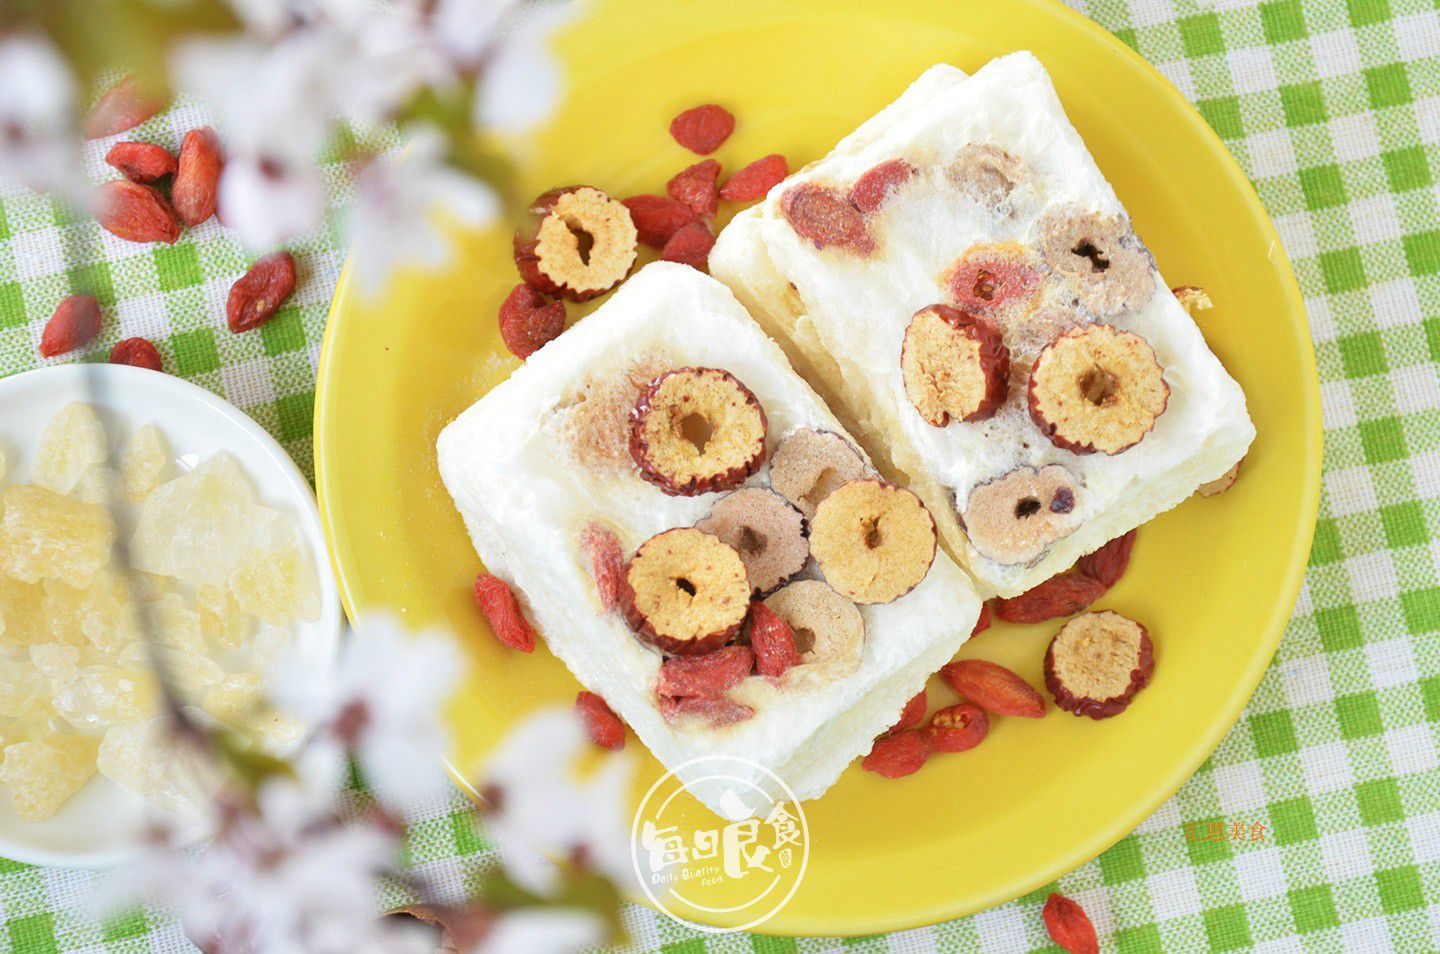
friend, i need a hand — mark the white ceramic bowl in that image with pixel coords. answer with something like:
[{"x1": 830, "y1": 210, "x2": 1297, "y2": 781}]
[{"x1": 0, "y1": 364, "x2": 342, "y2": 867}]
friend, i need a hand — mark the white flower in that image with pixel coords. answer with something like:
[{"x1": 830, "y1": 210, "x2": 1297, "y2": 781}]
[
  {"x1": 473, "y1": 1, "x2": 579, "y2": 134},
  {"x1": 480, "y1": 709, "x2": 635, "y2": 896},
  {"x1": 344, "y1": 128, "x2": 500, "y2": 295},
  {"x1": 427, "y1": 0, "x2": 512, "y2": 68},
  {"x1": 219, "y1": 154, "x2": 328, "y2": 250},
  {"x1": 474, "y1": 908, "x2": 607, "y2": 954},
  {"x1": 271, "y1": 612, "x2": 464, "y2": 809},
  {"x1": 0, "y1": 33, "x2": 84, "y2": 199}
]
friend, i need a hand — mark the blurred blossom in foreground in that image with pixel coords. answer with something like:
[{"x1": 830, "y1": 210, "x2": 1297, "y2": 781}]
[
  {"x1": 345, "y1": 130, "x2": 501, "y2": 295},
  {"x1": 0, "y1": 34, "x2": 85, "y2": 201}
]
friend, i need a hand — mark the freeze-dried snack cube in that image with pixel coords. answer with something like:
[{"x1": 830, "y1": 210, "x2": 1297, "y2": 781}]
[
  {"x1": 120, "y1": 424, "x2": 169, "y2": 502},
  {"x1": 0, "y1": 736, "x2": 99, "y2": 821},
  {"x1": 98, "y1": 717, "x2": 208, "y2": 814},
  {"x1": 0, "y1": 573, "x2": 51, "y2": 650},
  {"x1": 0, "y1": 485, "x2": 116, "y2": 587},
  {"x1": 72, "y1": 466, "x2": 122, "y2": 506},
  {"x1": 197, "y1": 583, "x2": 250, "y2": 650},
  {"x1": 228, "y1": 538, "x2": 319, "y2": 625},
  {"x1": 0, "y1": 658, "x2": 49, "y2": 718},
  {"x1": 131, "y1": 453, "x2": 255, "y2": 585},
  {"x1": 52, "y1": 665, "x2": 159, "y2": 733},
  {"x1": 35, "y1": 403, "x2": 108, "y2": 495},
  {"x1": 203, "y1": 674, "x2": 302, "y2": 747}
]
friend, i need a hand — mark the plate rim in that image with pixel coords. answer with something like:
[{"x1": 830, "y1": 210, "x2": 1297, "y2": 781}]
[
  {"x1": 0, "y1": 362, "x2": 344, "y2": 869},
  {"x1": 313, "y1": 0, "x2": 1322, "y2": 933}
]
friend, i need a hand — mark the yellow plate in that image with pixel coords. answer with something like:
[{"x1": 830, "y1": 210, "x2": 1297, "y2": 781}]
[{"x1": 315, "y1": 0, "x2": 1321, "y2": 935}]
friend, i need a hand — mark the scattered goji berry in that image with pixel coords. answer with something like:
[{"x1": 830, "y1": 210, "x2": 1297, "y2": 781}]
[
  {"x1": 656, "y1": 645, "x2": 754, "y2": 698},
  {"x1": 861, "y1": 730, "x2": 932, "y2": 778},
  {"x1": 667, "y1": 159, "x2": 721, "y2": 217},
  {"x1": 227, "y1": 252, "x2": 297, "y2": 333},
  {"x1": 84, "y1": 76, "x2": 165, "y2": 140},
  {"x1": 1043, "y1": 894, "x2": 1100, "y2": 954},
  {"x1": 939, "y1": 659, "x2": 1046, "y2": 718},
  {"x1": 472, "y1": 573, "x2": 536, "y2": 652},
  {"x1": 659, "y1": 221, "x2": 715, "y2": 271},
  {"x1": 926, "y1": 702, "x2": 989, "y2": 752},
  {"x1": 172, "y1": 127, "x2": 223, "y2": 226},
  {"x1": 579, "y1": 523, "x2": 624, "y2": 613},
  {"x1": 750, "y1": 602, "x2": 801, "y2": 678},
  {"x1": 669, "y1": 104, "x2": 734, "y2": 155},
  {"x1": 780, "y1": 183, "x2": 873, "y2": 254},
  {"x1": 39, "y1": 295, "x2": 102, "y2": 357},
  {"x1": 887, "y1": 690, "x2": 928, "y2": 734},
  {"x1": 110, "y1": 337, "x2": 163, "y2": 371},
  {"x1": 575, "y1": 691, "x2": 626, "y2": 750},
  {"x1": 621, "y1": 194, "x2": 697, "y2": 248},
  {"x1": 719, "y1": 154, "x2": 788, "y2": 202},
  {"x1": 849, "y1": 158, "x2": 916, "y2": 213},
  {"x1": 498, "y1": 283, "x2": 566, "y2": 359},
  {"x1": 1076, "y1": 530, "x2": 1136, "y2": 590},
  {"x1": 105, "y1": 142, "x2": 176, "y2": 183},
  {"x1": 96, "y1": 180, "x2": 180, "y2": 244},
  {"x1": 971, "y1": 601, "x2": 993, "y2": 636},
  {"x1": 658, "y1": 694, "x2": 754, "y2": 725},
  {"x1": 993, "y1": 573, "x2": 1107, "y2": 624}
]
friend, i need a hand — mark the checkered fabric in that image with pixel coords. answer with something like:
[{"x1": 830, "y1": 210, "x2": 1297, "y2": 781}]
[{"x1": 2, "y1": 0, "x2": 1438, "y2": 950}]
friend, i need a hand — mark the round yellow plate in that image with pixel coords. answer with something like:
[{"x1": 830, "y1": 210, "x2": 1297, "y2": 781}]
[{"x1": 316, "y1": 0, "x2": 1321, "y2": 935}]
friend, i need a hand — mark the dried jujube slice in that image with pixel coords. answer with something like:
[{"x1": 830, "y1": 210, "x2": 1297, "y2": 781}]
[
  {"x1": 762, "y1": 579, "x2": 864, "y2": 677},
  {"x1": 961, "y1": 465, "x2": 1080, "y2": 565},
  {"x1": 1028, "y1": 325, "x2": 1170, "y2": 455},
  {"x1": 1037, "y1": 205, "x2": 1156, "y2": 316},
  {"x1": 621, "y1": 527, "x2": 750, "y2": 656},
  {"x1": 945, "y1": 242, "x2": 1043, "y2": 319},
  {"x1": 901, "y1": 304, "x2": 1010, "y2": 427},
  {"x1": 696, "y1": 488, "x2": 808, "y2": 597},
  {"x1": 946, "y1": 143, "x2": 1026, "y2": 208},
  {"x1": 1197, "y1": 459, "x2": 1242, "y2": 497},
  {"x1": 1044, "y1": 610, "x2": 1154, "y2": 719},
  {"x1": 630, "y1": 367, "x2": 767, "y2": 496},
  {"x1": 768, "y1": 428, "x2": 868, "y2": 519},
  {"x1": 809, "y1": 479, "x2": 936, "y2": 605},
  {"x1": 513, "y1": 186, "x2": 637, "y2": 302}
]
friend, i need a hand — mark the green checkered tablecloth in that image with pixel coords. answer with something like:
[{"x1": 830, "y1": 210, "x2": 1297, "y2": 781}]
[{"x1": 2, "y1": 0, "x2": 1438, "y2": 950}]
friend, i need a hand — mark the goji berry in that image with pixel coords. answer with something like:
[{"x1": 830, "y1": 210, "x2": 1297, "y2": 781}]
[
  {"x1": 887, "y1": 690, "x2": 928, "y2": 734},
  {"x1": 926, "y1": 702, "x2": 989, "y2": 752},
  {"x1": 39, "y1": 295, "x2": 102, "y2": 357},
  {"x1": 84, "y1": 76, "x2": 165, "y2": 139},
  {"x1": 656, "y1": 645, "x2": 753, "y2": 698},
  {"x1": 498, "y1": 283, "x2": 565, "y2": 359},
  {"x1": 1076, "y1": 530, "x2": 1136, "y2": 589},
  {"x1": 473, "y1": 573, "x2": 536, "y2": 653},
  {"x1": 575, "y1": 691, "x2": 626, "y2": 750},
  {"x1": 669, "y1": 104, "x2": 734, "y2": 155},
  {"x1": 227, "y1": 252, "x2": 297, "y2": 333},
  {"x1": 105, "y1": 142, "x2": 176, "y2": 183},
  {"x1": 971, "y1": 601, "x2": 993, "y2": 636},
  {"x1": 861, "y1": 730, "x2": 931, "y2": 778},
  {"x1": 849, "y1": 158, "x2": 916, "y2": 213},
  {"x1": 939, "y1": 659, "x2": 1046, "y2": 718},
  {"x1": 659, "y1": 221, "x2": 715, "y2": 271},
  {"x1": 993, "y1": 573, "x2": 1107, "y2": 624},
  {"x1": 719, "y1": 154, "x2": 788, "y2": 202},
  {"x1": 1042, "y1": 894, "x2": 1099, "y2": 954},
  {"x1": 96, "y1": 180, "x2": 180, "y2": 244},
  {"x1": 110, "y1": 337, "x2": 163, "y2": 371},
  {"x1": 621, "y1": 195, "x2": 697, "y2": 248},
  {"x1": 779, "y1": 183, "x2": 873, "y2": 254},
  {"x1": 667, "y1": 159, "x2": 721, "y2": 217},
  {"x1": 750, "y1": 602, "x2": 801, "y2": 678},
  {"x1": 172, "y1": 127, "x2": 222, "y2": 226}
]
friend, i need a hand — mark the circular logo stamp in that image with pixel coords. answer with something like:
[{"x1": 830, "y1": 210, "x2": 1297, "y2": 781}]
[{"x1": 630, "y1": 755, "x2": 809, "y2": 933}]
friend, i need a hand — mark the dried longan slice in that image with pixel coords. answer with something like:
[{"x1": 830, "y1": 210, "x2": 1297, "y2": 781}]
[
  {"x1": 695, "y1": 488, "x2": 809, "y2": 597},
  {"x1": 1044, "y1": 610, "x2": 1155, "y2": 719},
  {"x1": 762, "y1": 579, "x2": 865, "y2": 678},
  {"x1": 961, "y1": 465, "x2": 1081, "y2": 566},
  {"x1": 621, "y1": 527, "x2": 750, "y2": 656},
  {"x1": 945, "y1": 144, "x2": 1027, "y2": 209},
  {"x1": 901, "y1": 304, "x2": 1010, "y2": 427},
  {"x1": 630, "y1": 367, "x2": 767, "y2": 496},
  {"x1": 768, "y1": 428, "x2": 868, "y2": 519},
  {"x1": 809, "y1": 479, "x2": 936, "y2": 604},
  {"x1": 513, "y1": 186, "x2": 638, "y2": 302},
  {"x1": 1028, "y1": 325, "x2": 1170, "y2": 455},
  {"x1": 1197, "y1": 459, "x2": 1242, "y2": 497},
  {"x1": 1036, "y1": 204, "x2": 1156, "y2": 316}
]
